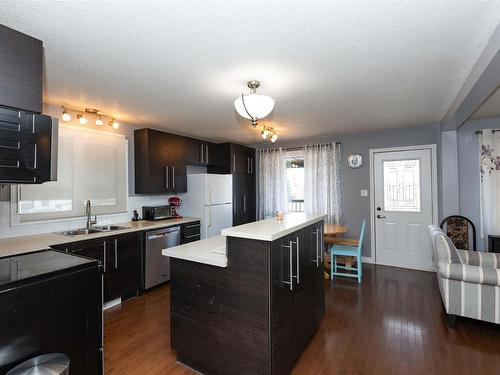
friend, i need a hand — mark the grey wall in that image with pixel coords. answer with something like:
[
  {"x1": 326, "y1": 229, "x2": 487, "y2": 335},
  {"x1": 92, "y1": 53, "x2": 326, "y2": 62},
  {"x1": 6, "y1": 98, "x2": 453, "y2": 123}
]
[
  {"x1": 441, "y1": 130, "x2": 460, "y2": 217},
  {"x1": 457, "y1": 117, "x2": 500, "y2": 250},
  {"x1": 253, "y1": 123, "x2": 441, "y2": 258}
]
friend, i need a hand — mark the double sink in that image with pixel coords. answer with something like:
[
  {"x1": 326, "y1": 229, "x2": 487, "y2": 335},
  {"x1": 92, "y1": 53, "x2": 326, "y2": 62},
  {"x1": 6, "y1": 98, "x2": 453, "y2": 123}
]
[{"x1": 57, "y1": 225, "x2": 130, "y2": 237}]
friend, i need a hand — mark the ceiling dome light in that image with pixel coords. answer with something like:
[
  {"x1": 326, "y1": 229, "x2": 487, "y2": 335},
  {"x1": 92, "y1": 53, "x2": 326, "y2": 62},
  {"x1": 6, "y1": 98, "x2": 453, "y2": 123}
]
[
  {"x1": 61, "y1": 107, "x2": 71, "y2": 122},
  {"x1": 77, "y1": 114, "x2": 88, "y2": 125},
  {"x1": 234, "y1": 80, "x2": 274, "y2": 127},
  {"x1": 95, "y1": 115, "x2": 103, "y2": 126}
]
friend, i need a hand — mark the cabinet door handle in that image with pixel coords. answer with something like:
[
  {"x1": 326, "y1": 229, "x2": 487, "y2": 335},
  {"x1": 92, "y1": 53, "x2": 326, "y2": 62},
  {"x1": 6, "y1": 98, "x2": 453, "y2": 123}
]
[
  {"x1": 205, "y1": 144, "x2": 209, "y2": 164},
  {"x1": 185, "y1": 233, "x2": 200, "y2": 239},
  {"x1": 172, "y1": 166, "x2": 175, "y2": 189},
  {"x1": 233, "y1": 196, "x2": 236, "y2": 214},
  {"x1": 312, "y1": 229, "x2": 319, "y2": 267},
  {"x1": 320, "y1": 226, "x2": 324, "y2": 262},
  {"x1": 165, "y1": 166, "x2": 169, "y2": 188},
  {"x1": 250, "y1": 157, "x2": 253, "y2": 174},
  {"x1": 243, "y1": 195, "x2": 247, "y2": 213},
  {"x1": 281, "y1": 242, "x2": 293, "y2": 291},
  {"x1": 201, "y1": 144, "x2": 204, "y2": 163},
  {"x1": 233, "y1": 154, "x2": 236, "y2": 173},
  {"x1": 247, "y1": 157, "x2": 250, "y2": 174},
  {"x1": 185, "y1": 223, "x2": 201, "y2": 229},
  {"x1": 292, "y1": 237, "x2": 300, "y2": 284},
  {"x1": 114, "y1": 238, "x2": 118, "y2": 269},
  {"x1": 102, "y1": 241, "x2": 107, "y2": 273}
]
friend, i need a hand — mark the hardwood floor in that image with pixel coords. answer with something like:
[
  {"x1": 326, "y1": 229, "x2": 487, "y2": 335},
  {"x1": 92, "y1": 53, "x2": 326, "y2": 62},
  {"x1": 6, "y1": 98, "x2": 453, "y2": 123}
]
[{"x1": 104, "y1": 264, "x2": 500, "y2": 375}]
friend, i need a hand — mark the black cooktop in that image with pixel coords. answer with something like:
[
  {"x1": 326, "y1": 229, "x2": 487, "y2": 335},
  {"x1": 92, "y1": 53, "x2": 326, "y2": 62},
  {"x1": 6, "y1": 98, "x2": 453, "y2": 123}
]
[{"x1": 0, "y1": 250, "x2": 97, "y2": 290}]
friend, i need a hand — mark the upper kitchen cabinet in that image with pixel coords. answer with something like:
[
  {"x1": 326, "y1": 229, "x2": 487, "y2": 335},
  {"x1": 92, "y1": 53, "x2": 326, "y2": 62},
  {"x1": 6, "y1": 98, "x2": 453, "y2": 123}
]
[
  {"x1": 185, "y1": 137, "x2": 223, "y2": 167},
  {"x1": 134, "y1": 128, "x2": 187, "y2": 194},
  {"x1": 0, "y1": 25, "x2": 43, "y2": 113},
  {"x1": 207, "y1": 142, "x2": 256, "y2": 175},
  {"x1": 0, "y1": 106, "x2": 57, "y2": 184}
]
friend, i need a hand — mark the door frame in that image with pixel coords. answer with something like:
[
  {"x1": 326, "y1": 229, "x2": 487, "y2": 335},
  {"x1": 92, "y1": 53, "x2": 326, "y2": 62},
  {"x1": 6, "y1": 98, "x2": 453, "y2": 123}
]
[{"x1": 369, "y1": 144, "x2": 438, "y2": 270}]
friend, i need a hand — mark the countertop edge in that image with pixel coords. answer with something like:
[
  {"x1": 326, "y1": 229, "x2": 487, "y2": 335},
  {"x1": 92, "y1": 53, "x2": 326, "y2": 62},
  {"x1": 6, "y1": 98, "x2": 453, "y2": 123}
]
[{"x1": 221, "y1": 214, "x2": 326, "y2": 241}]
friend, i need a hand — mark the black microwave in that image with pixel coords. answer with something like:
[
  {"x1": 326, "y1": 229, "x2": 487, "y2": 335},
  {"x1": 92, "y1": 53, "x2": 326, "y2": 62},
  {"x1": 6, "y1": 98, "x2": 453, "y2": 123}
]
[{"x1": 142, "y1": 205, "x2": 175, "y2": 221}]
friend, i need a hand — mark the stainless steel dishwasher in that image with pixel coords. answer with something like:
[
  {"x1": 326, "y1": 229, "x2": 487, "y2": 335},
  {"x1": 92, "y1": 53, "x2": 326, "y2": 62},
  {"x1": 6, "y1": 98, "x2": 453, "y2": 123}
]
[{"x1": 145, "y1": 226, "x2": 180, "y2": 289}]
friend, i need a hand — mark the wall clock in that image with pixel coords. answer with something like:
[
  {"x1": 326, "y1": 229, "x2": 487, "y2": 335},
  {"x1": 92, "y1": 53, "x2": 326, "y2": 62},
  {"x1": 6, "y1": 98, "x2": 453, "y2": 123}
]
[{"x1": 347, "y1": 154, "x2": 363, "y2": 168}]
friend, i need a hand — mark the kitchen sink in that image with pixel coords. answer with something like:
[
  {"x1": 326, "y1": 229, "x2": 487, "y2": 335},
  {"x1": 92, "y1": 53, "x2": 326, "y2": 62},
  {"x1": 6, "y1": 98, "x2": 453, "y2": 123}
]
[
  {"x1": 92, "y1": 225, "x2": 130, "y2": 231},
  {"x1": 56, "y1": 225, "x2": 130, "y2": 236},
  {"x1": 57, "y1": 228, "x2": 103, "y2": 236}
]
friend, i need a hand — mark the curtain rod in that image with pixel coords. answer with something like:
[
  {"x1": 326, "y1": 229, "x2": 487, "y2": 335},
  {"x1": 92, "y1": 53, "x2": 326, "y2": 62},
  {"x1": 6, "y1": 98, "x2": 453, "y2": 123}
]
[
  {"x1": 475, "y1": 129, "x2": 500, "y2": 134},
  {"x1": 282, "y1": 143, "x2": 342, "y2": 151}
]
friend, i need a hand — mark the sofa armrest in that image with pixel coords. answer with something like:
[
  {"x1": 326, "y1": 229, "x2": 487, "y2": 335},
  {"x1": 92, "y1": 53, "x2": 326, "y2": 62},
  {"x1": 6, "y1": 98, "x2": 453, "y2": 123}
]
[
  {"x1": 456, "y1": 250, "x2": 500, "y2": 269},
  {"x1": 438, "y1": 261, "x2": 500, "y2": 287}
]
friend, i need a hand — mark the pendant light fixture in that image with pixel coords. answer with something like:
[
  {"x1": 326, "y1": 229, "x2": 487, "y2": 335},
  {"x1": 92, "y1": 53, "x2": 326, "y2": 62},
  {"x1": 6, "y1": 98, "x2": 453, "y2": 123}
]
[{"x1": 234, "y1": 80, "x2": 275, "y2": 127}]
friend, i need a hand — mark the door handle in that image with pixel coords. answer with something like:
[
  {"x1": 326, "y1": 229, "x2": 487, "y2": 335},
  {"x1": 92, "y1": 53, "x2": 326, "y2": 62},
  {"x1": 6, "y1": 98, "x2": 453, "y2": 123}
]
[
  {"x1": 114, "y1": 238, "x2": 118, "y2": 269},
  {"x1": 311, "y1": 229, "x2": 319, "y2": 266},
  {"x1": 172, "y1": 166, "x2": 175, "y2": 189},
  {"x1": 377, "y1": 214, "x2": 386, "y2": 219},
  {"x1": 200, "y1": 144, "x2": 204, "y2": 163},
  {"x1": 294, "y1": 237, "x2": 300, "y2": 284},
  {"x1": 205, "y1": 144, "x2": 209, "y2": 164},
  {"x1": 165, "y1": 166, "x2": 169, "y2": 188},
  {"x1": 281, "y1": 242, "x2": 293, "y2": 291},
  {"x1": 102, "y1": 241, "x2": 107, "y2": 273}
]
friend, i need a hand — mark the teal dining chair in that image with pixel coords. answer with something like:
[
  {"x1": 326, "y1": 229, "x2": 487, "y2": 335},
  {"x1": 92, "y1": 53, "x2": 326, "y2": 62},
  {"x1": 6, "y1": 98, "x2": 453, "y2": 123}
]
[{"x1": 330, "y1": 220, "x2": 366, "y2": 283}]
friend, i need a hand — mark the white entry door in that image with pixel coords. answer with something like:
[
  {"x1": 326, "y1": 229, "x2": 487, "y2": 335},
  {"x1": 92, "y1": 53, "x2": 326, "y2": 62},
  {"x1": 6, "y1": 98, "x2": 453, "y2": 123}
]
[{"x1": 373, "y1": 148, "x2": 435, "y2": 270}]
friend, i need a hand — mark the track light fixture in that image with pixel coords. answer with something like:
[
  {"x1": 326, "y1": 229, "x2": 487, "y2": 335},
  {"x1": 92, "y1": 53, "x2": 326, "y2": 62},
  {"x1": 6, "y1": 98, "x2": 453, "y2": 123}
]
[
  {"x1": 61, "y1": 105, "x2": 121, "y2": 130},
  {"x1": 261, "y1": 126, "x2": 278, "y2": 143}
]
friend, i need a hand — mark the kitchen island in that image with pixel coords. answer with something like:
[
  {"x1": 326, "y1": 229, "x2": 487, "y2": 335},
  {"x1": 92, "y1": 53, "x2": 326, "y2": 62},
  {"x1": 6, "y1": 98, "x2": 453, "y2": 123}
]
[{"x1": 163, "y1": 213, "x2": 326, "y2": 375}]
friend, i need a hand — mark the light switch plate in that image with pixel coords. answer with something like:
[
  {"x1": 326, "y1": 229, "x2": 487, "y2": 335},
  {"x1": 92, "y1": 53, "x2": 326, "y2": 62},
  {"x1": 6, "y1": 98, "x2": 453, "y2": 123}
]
[{"x1": 360, "y1": 189, "x2": 368, "y2": 197}]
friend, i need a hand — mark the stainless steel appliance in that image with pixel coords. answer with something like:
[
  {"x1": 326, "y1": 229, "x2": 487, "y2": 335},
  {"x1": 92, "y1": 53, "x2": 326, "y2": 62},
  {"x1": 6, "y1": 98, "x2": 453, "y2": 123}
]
[
  {"x1": 142, "y1": 204, "x2": 175, "y2": 221},
  {"x1": 145, "y1": 226, "x2": 180, "y2": 289}
]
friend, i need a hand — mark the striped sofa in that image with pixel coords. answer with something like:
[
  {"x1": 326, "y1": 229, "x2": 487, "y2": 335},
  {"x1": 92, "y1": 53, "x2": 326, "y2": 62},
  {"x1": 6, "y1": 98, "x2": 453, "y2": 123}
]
[{"x1": 428, "y1": 225, "x2": 500, "y2": 327}]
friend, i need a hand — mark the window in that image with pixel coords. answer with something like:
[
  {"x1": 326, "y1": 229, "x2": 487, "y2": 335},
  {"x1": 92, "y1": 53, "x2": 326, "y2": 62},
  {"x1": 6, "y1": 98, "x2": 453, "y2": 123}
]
[
  {"x1": 383, "y1": 159, "x2": 421, "y2": 212},
  {"x1": 286, "y1": 152, "x2": 304, "y2": 212},
  {"x1": 15, "y1": 125, "x2": 128, "y2": 222}
]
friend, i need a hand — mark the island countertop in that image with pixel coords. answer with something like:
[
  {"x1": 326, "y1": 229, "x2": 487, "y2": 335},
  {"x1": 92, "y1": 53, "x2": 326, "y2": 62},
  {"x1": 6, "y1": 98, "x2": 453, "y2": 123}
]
[
  {"x1": 162, "y1": 235, "x2": 227, "y2": 267},
  {"x1": 221, "y1": 212, "x2": 327, "y2": 241}
]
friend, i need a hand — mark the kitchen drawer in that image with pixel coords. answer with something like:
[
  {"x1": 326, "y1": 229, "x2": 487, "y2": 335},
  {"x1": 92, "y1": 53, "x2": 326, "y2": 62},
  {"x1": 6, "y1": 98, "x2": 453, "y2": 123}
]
[{"x1": 181, "y1": 221, "x2": 201, "y2": 244}]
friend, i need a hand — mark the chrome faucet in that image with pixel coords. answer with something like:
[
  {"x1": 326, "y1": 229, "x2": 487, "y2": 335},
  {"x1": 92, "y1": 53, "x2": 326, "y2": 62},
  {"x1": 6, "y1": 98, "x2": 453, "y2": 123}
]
[{"x1": 85, "y1": 199, "x2": 97, "y2": 229}]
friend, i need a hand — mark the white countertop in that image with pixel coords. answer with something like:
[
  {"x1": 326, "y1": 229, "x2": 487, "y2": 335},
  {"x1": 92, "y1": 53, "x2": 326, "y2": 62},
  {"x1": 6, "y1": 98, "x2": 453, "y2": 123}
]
[
  {"x1": 0, "y1": 217, "x2": 200, "y2": 258},
  {"x1": 162, "y1": 235, "x2": 227, "y2": 268},
  {"x1": 221, "y1": 212, "x2": 327, "y2": 241}
]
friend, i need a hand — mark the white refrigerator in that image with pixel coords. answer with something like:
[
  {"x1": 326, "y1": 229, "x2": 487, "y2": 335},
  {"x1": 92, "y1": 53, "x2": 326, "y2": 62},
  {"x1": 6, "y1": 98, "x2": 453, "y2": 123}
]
[{"x1": 181, "y1": 174, "x2": 233, "y2": 239}]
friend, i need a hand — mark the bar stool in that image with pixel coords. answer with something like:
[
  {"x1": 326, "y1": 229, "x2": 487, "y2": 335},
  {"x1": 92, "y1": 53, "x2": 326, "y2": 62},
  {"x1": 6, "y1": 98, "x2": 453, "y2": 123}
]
[{"x1": 6, "y1": 353, "x2": 69, "y2": 375}]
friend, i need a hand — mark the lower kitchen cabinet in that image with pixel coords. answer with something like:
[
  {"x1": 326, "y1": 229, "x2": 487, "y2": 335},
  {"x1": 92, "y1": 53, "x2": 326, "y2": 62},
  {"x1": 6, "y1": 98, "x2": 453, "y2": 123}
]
[
  {"x1": 52, "y1": 232, "x2": 141, "y2": 302},
  {"x1": 105, "y1": 232, "x2": 141, "y2": 301}
]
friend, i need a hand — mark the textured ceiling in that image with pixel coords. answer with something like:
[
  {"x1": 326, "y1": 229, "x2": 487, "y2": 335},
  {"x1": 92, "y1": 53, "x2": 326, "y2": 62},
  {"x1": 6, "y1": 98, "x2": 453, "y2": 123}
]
[{"x1": 1, "y1": 1, "x2": 499, "y2": 144}]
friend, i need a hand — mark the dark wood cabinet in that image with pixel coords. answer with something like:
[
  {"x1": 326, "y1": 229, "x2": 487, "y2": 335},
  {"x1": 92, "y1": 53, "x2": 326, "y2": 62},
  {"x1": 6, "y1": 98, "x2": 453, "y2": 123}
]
[
  {"x1": 170, "y1": 221, "x2": 325, "y2": 375},
  {"x1": 0, "y1": 25, "x2": 43, "y2": 113},
  {"x1": 181, "y1": 221, "x2": 201, "y2": 244},
  {"x1": 0, "y1": 106, "x2": 57, "y2": 184},
  {"x1": 51, "y1": 232, "x2": 141, "y2": 302},
  {"x1": 0, "y1": 251, "x2": 102, "y2": 375},
  {"x1": 134, "y1": 128, "x2": 187, "y2": 194},
  {"x1": 105, "y1": 232, "x2": 141, "y2": 301},
  {"x1": 185, "y1": 138, "x2": 223, "y2": 167},
  {"x1": 209, "y1": 143, "x2": 257, "y2": 225}
]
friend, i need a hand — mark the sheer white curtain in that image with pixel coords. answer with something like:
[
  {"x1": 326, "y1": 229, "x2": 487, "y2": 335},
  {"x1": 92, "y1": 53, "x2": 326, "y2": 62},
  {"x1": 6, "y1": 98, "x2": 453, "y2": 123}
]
[
  {"x1": 258, "y1": 148, "x2": 287, "y2": 219},
  {"x1": 479, "y1": 130, "x2": 500, "y2": 245},
  {"x1": 303, "y1": 143, "x2": 343, "y2": 224}
]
